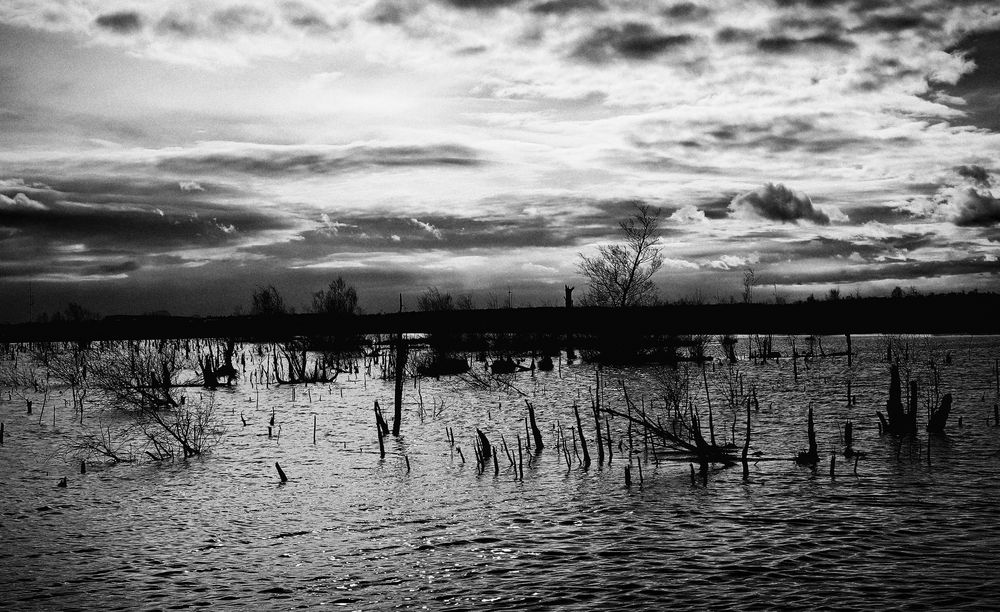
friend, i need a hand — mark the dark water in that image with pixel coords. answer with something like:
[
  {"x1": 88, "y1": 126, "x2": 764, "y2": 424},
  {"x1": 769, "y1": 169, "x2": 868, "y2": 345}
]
[{"x1": 2, "y1": 335, "x2": 1000, "y2": 610}]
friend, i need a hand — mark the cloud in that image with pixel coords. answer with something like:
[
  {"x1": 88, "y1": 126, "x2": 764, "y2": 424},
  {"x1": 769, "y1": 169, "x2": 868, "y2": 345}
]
[
  {"x1": 858, "y1": 13, "x2": 929, "y2": 32},
  {"x1": 729, "y1": 183, "x2": 837, "y2": 225},
  {"x1": 530, "y1": 0, "x2": 604, "y2": 14},
  {"x1": 95, "y1": 11, "x2": 143, "y2": 34},
  {"x1": 708, "y1": 253, "x2": 760, "y2": 270},
  {"x1": 410, "y1": 218, "x2": 443, "y2": 239},
  {"x1": 664, "y1": 3, "x2": 710, "y2": 21},
  {"x1": 669, "y1": 205, "x2": 708, "y2": 224},
  {"x1": 950, "y1": 189, "x2": 1000, "y2": 227},
  {"x1": 573, "y1": 23, "x2": 696, "y2": 62},
  {"x1": 757, "y1": 33, "x2": 855, "y2": 53},
  {"x1": 957, "y1": 164, "x2": 991, "y2": 188},
  {"x1": 156, "y1": 143, "x2": 483, "y2": 176},
  {"x1": 441, "y1": 0, "x2": 523, "y2": 9},
  {"x1": 0, "y1": 192, "x2": 47, "y2": 210},
  {"x1": 897, "y1": 166, "x2": 1000, "y2": 226}
]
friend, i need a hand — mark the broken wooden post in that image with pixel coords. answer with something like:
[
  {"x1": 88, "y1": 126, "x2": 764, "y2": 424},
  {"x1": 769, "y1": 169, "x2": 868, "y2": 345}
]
[
  {"x1": 374, "y1": 400, "x2": 389, "y2": 436},
  {"x1": 313, "y1": 415, "x2": 317, "y2": 444},
  {"x1": 392, "y1": 336, "x2": 407, "y2": 437},
  {"x1": 844, "y1": 420, "x2": 854, "y2": 456},
  {"x1": 574, "y1": 404, "x2": 591, "y2": 469},
  {"x1": 927, "y1": 393, "x2": 952, "y2": 434},
  {"x1": 592, "y1": 401, "x2": 604, "y2": 465},
  {"x1": 624, "y1": 464, "x2": 632, "y2": 488},
  {"x1": 526, "y1": 400, "x2": 544, "y2": 451},
  {"x1": 517, "y1": 435, "x2": 524, "y2": 479},
  {"x1": 376, "y1": 415, "x2": 385, "y2": 458},
  {"x1": 0, "y1": 422, "x2": 4, "y2": 445},
  {"x1": 845, "y1": 333, "x2": 852, "y2": 367},
  {"x1": 476, "y1": 429, "x2": 492, "y2": 467},
  {"x1": 703, "y1": 368, "x2": 716, "y2": 447},
  {"x1": 742, "y1": 400, "x2": 750, "y2": 480},
  {"x1": 830, "y1": 453, "x2": 836, "y2": 478},
  {"x1": 275, "y1": 462, "x2": 288, "y2": 483},
  {"x1": 796, "y1": 406, "x2": 819, "y2": 465}
]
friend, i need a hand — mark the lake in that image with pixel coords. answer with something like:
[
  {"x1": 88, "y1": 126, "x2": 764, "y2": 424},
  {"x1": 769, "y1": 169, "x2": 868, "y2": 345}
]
[{"x1": 2, "y1": 334, "x2": 999, "y2": 610}]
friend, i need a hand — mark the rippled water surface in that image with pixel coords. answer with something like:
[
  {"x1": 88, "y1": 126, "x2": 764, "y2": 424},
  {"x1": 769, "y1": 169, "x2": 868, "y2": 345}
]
[{"x1": 3, "y1": 335, "x2": 1000, "y2": 610}]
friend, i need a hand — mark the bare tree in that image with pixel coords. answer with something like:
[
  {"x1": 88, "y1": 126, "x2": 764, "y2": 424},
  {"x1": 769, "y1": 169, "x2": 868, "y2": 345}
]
[
  {"x1": 578, "y1": 204, "x2": 664, "y2": 307},
  {"x1": 742, "y1": 268, "x2": 756, "y2": 304},
  {"x1": 312, "y1": 277, "x2": 358, "y2": 315}
]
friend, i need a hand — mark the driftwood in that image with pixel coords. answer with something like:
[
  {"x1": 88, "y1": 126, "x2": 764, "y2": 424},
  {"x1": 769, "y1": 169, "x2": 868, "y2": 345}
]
[{"x1": 599, "y1": 382, "x2": 736, "y2": 463}]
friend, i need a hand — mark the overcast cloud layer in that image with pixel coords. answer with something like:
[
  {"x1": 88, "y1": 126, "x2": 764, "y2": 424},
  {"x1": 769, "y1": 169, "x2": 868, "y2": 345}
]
[{"x1": 1, "y1": 0, "x2": 999, "y2": 319}]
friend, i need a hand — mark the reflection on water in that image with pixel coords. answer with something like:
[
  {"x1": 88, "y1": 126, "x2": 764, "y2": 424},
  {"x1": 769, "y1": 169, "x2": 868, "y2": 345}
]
[{"x1": 2, "y1": 335, "x2": 1000, "y2": 610}]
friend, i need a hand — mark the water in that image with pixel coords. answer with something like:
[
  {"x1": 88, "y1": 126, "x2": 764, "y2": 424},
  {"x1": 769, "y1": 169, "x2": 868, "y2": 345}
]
[{"x1": 2, "y1": 335, "x2": 1000, "y2": 610}]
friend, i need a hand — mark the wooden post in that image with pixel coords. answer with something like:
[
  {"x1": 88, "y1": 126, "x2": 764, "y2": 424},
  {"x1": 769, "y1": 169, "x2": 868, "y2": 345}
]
[
  {"x1": 275, "y1": 462, "x2": 288, "y2": 483},
  {"x1": 742, "y1": 401, "x2": 750, "y2": 480},
  {"x1": 517, "y1": 435, "x2": 524, "y2": 480},
  {"x1": 703, "y1": 368, "x2": 716, "y2": 447},
  {"x1": 574, "y1": 404, "x2": 591, "y2": 469},
  {"x1": 592, "y1": 401, "x2": 604, "y2": 465},
  {"x1": 624, "y1": 464, "x2": 632, "y2": 488},
  {"x1": 1, "y1": 422, "x2": 4, "y2": 445},
  {"x1": 393, "y1": 336, "x2": 406, "y2": 437},
  {"x1": 526, "y1": 400, "x2": 544, "y2": 451},
  {"x1": 845, "y1": 334, "x2": 852, "y2": 367},
  {"x1": 376, "y1": 415, "x2": 385, "y2": 458}
]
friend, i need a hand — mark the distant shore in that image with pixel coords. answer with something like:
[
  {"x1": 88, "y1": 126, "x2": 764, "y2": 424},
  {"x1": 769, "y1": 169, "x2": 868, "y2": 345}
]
[{"x1": 2, "y1": 293, "x2": 998, "y2": 342}]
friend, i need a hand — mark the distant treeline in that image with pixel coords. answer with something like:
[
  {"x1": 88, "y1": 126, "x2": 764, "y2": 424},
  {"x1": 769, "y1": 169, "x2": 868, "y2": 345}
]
[{"x1": 2, "y1": 292, "x2": 999, "y2": 343}]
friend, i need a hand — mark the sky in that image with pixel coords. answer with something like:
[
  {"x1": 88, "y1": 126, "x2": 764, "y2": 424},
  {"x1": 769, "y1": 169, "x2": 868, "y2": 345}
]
[{"x1": 1, "y1": 0, "x2": 999, "y2": 321}]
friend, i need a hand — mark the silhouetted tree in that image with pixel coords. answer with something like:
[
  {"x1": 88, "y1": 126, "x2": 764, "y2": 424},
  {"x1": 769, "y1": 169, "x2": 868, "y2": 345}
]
[
  {"x1": 251, "y1": 285, "x2": 288, "y2": 316},
  {"x1": 742, "y1": 268, "x2": 756, "y2": 304},
  {"x1": 578, "y1": 203, "x2": 664, "y2": 307},
  {"x1": 311, "y1": 277, "x2": 359, "y2": 315},
  {"x1": 418, "y1": 287, "x2": 454, "y2": 312}
]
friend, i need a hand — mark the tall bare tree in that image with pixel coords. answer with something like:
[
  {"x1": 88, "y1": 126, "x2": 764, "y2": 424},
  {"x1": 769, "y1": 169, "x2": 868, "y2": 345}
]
[{"x1": 578, "y1": 203, "x2": 664, "y2": 307}]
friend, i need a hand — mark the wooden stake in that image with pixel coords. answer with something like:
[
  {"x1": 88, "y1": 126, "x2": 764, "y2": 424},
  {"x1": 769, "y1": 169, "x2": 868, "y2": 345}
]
[{"x1": 275, "y1": 462, "x2": 288, "y2": 483}]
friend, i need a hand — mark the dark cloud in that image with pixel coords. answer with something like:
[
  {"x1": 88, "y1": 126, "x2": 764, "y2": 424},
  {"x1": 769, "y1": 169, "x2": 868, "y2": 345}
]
[
  {"x1": 642, "y1": 116, "x2": 910, "y2": 157},
  {"x1": 858, "y1": 13, "x2": 929, "y2": 32},
  {"x1": 957, "y1": 164, "x2": 991, "y2": 188},
  {"x1": 664, "y1": 3, "x2": 710, "y2": 21},
  {"x1": 933, "y1": 29, "x2": 1000, "y2": 131},
  {"x1": 879, "y1": 232, "x2": 937, "y2": 252},
  {"x1": 767, "y1": 257, "x2": 999, "y2": 287},
  {"x1": 530, "y1": 0, "x2": 604, "y2": 14},
  {"x1": 951, "y1": 189, "x2": 1000, "y2": 227},
  {"x1": 281, "y1": 2, "x2": 331, "y2": 31},
  {"x1": 716, "y1": 27, "x2": 755, "y2": 43},
  {"x1": 440, "y1": 0, "x2": 523, "y2": 9},
  {"x1": 0, "y1": 178, "x2": 293, "y2": 258},
  {"x1": 212, "y1": 6, "x2": 274, "y2": 33},
  {"x1": 758, "y1": 33, "x2": 855, "y2": 53},
  {"x1": 775, "y1": 15, "x2": 844, "y2": 32},
  {"x1": 156, "y1": 144, "x2": 484, "y2": 176},
  {"x1": 729, "y1": 183, "x2": 833, "y2": 224},
  {"x1": 94, "y1": 11, "x2": 143, "y2": 34},
  {"x1": 847, "y1": 205, "x2": 911, "y2": 225},
  {"x1": 573, "y1": 23, "x2": 695, "y2": 62}
]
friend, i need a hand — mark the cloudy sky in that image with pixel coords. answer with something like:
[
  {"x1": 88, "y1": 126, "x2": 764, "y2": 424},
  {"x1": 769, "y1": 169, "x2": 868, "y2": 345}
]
[{"x1": 1, "y1": 0, "x2": 999, "y2": 320}]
